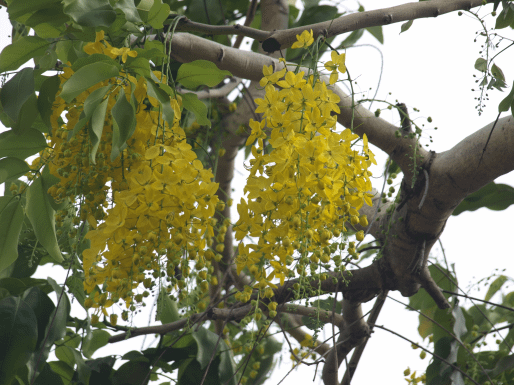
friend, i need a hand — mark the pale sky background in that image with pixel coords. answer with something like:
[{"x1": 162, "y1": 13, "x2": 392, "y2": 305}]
[{"x1": 1, "y1": 1, "x2": 514, "y2": 384}]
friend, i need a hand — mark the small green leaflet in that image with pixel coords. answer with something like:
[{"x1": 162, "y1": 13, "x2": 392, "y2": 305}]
[
  {"x1": 177, "y1": 60, "x2": 232, "y2": 89},
  {"x1": 0, "y1": 36, "x2": 50, "y2": 73},
  {"x1": 0, "y1": 128, "x2": 47, "y2": 160},
  {"x1": 400, "y1": 20, "x2": 413, "y2": 34},
  {"x1": 181, "y1": 93, "x2": 211, "y2": 127},
  {"x1": 474, "y1": 58, "x2": 487, "y2": 73},
  {"x1": 0, "y1": 197, "x2": 24, "y2": 274},
  {"x1": 63, "y1": 0, "x2": 117, "y2": 28},
  {"x1": 25, "y1": 176, "x2": 63, "y2": 263},
  {"x1": 110, "y1": 92, "x2": 136, "y2": 162},
  {"x1": 452, "y1": 181, "x2": 514, "y2": 215},
  {"x1": 0, "y1": 157, "x2": 30, "y2": 185},
  {"x1": 59, "y1": 62, "x2": 119, "y2": 103}
]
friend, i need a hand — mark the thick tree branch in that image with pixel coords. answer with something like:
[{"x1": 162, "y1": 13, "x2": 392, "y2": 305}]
[
  {"x1": 277, "y1": 303, "x2": 345, "y2": 326},
  {"x1": 262, "y1": 0, "x2": 486, "y2": 52},
  {"x1": 169, "y1": 1, "x2": 487, "y2": 54},
  {"x1": 341, "y1": 290, "x2": 388, "y2": 385},
  {"x1": 322, "y1": 300, "x2": 370, "y2": 385},
  {"x1": 430, "y1": 115, "x2": 514, "y2": 213}
]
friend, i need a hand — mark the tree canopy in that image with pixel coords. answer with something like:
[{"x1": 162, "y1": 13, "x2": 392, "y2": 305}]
[{"x1": 1, "y1": 0, "x2": 514, "y2": 385}]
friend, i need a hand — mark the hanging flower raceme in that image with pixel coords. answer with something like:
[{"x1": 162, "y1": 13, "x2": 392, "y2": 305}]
[
  {"x1": 234, "y1": 36, "x2": 375, "y2": 296},
  {"x1": 41, "y1": 31, "x2": 220, "y2": 317}
]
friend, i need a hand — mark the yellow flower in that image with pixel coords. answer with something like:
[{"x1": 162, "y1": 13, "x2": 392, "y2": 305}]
[
  {"x1": 109, "y1": 47, "x2": 138, "y2": 63},
  {"x1": 325, "y1": 51, "x2": 346, "y2": 85},
  {"x1": 259, "y1": 65, "x2": 286, "y2": 87},
  {"x1": 292, "y1": 29, "x2": 314, "y2": 49}
]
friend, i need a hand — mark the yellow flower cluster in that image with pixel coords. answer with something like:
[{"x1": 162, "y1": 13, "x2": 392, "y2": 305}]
[
  {"x1": 234, "y1": 34, "x2": 375, "y2": 295},
  {"x1": 43, "y1": 31, "x2": 219, "y2": 316}
]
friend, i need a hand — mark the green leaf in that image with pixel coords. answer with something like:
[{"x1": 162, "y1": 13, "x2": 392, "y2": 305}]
[
  {"x1": 63, "y1": 0, "x2": 117, "y2": 27},
  {"x1": 0, "y1": 68, "x2": 39, "y2": 134},
  {"x1": 0, "y1": 277, "x2": 53, "y2": 296},
  {"x1": 114, "y1": 0, "x2": 143, "y2": 23},
  {"x1": 492, "y1": 353, "x2": 514, "y2": 377},
  {"x1": 148, "y1": 0, "x2": 170, "y2": 29},
  {"x1": 25, "y1": 176, "x2": 63, "y2": 263},
  {"x1": 156, "y1": 289, "x2": 180, "y2": 324},
  {"x1": 177, "y1": 357, "x2": 220, "y2": 385},
  {"x1": 0, "y1": 197, "x2": 24, "y2": 275},
  {"x1": 38, "y1": 76, "x2": 61, "y2": 129},
  {"x1": 67, "y1": 347, "x2": 92, "y2": 384},
  {"x1": 491, "y1": 63, "x2": 505, "y2": 82},
  {"x1": 192, "y1": 327, "x2": 220, "y2": 370},
  {"x1": 366, "y1": 26, "x2": 384, "y2": 44},
  {"x1": 294, "y1": 5, "x2": 339, "y2": 27},
  {"x1": 339, "y1": 29, "x2": 364, "y2": 48},
  {"x1": 33, "y1": 363, "x2": 64, "y2": 385},
  {"x1": 82, "y1": 329, "x2": 110, "y2": 359},
  {"x1": 69, "y1": 85, "x2": 111, "y2": 140},
  {"x1": 485, "y1": 275, "x2": 508, "y2": 302},
  {"x1": 38, "y1": 49, "x2": 59, "y2": 72},
  {"x1": 145, "y1": 77, "x2": 176, "y2": 129},
  {"x1": 452, "y1": 182, "x2": 514, "y2": 215},
  {"x1": 499, "y1": 81, "x2": 514, "y2": 113},
  {"x1": 1, "y1": 68, "x2": 35, "y2": 123},
  {"x1": 24, "y1": 5, "x2": 69, "y2": 29},
  {"x1": 66, "y1": 274, "x2": 86, "y2": 308},
  {"x1": 177, "y1": 60, "x2": 232, "y2": 89},
  {"x1": 110, "y1": 92, "x2": 136, "y2": 161},
  {"x1": 45, "y1": 277, "x2": 70, "y2": 346},
  {"x1": 0, "y1": 36, "x2": 50, "y2": 73},
  {"x1": 139, "y1": 40, "x2": 167, "y2": 65},
  {"x1": 0, "y1": 157, "x2": 30, "y2": 185},
  {"x1": 71, "y1": 53, "x2": 122, "y2": 72},
  {"x1": 474, "y1": 57, "x2": 488, "y2": 73},
  {"x1": 8, "y1": 0, "x2": 62, "y2": 19},
  {"x1": 400, "y1": 20, "x2": 413, "y2": 33},
  {"x1": 22, "y1": 286, "x2": 55, "y2": 350},
  {"x1": 218, "y1": 340, "x2": 236, "y2": 385},
  {"x1": 55, "y1": 345, "x2": 76, "y2": 367},
  {"x1": 89, "y1": 96, "x2": 109, "y2": 163},
  {"x1": 495, "y1": 7, "x2": 514, "y2": 29},
  {"x1": 59, "y1": 62, "x2": 119, "y2": 103},
  {"x1": 181, "y1": 93, "x2": 211, "y2": 127},
  {"x1": 49, "y1": 361, "x2": 74, "y2": 385},
  {"x1": 112, "y1": 361, "x2": 150, "y2": 385},
  {"x1": 0, "y1": 296, "x2": 38, "y2": 385},
  {"x1": 125, "y1": 57, "x2": 151, "y2": 78}
]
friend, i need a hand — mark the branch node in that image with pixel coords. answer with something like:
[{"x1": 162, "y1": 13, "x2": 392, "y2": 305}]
[{"x1": 383, "y1": 14, "x2": 393, "y2": 24}]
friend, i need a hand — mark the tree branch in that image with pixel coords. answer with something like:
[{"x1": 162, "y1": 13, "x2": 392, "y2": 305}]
[
  {"x1": 430, "y1": 115, "x2": 514, "y2": 213},
  {"x1": 262, "y1": 0, "x2": 486, "y2": 52},
  {"x1": 166, "y1": 1, "x2": 487, "y2": 54}
]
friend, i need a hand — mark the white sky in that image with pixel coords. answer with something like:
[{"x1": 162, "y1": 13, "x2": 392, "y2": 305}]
[{"x1": 1, "y1": 1, "x2": 514, "y2": 384}]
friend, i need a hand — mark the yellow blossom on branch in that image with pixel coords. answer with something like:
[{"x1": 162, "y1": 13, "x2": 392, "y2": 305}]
[{"x1": 291, "y1": 29, "x2": 314, "y2": 49}]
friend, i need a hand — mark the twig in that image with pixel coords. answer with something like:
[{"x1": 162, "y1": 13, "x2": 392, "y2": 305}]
[
  {"x1": 340, "y1": 290, "x2": 388, "y2": 385},
  {"x1": 233, "y1": 0, "x2": 259, "y2": 49}
]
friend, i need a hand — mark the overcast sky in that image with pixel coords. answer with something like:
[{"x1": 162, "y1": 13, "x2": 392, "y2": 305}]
[{"x1": 1, "y1": 1, "x2": 514, "y2": 384}]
